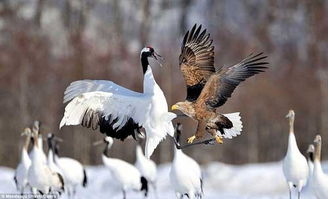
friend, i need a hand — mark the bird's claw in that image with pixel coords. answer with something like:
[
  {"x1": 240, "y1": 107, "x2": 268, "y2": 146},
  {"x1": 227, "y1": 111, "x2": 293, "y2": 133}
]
[
  {"x1": 187, "y1": 136, "x2": 196, "y2": 144},
  {"x1": 215, "y1": 135, "x2": 223, "y2": 144}
]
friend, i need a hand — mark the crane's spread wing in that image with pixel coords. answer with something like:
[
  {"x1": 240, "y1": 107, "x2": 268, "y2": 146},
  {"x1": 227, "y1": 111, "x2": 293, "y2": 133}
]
[
  {"x1": 202, "y1": 52, "x2": 268, "y2": 109},
  {"x1": 60, "y1": 80, "x2": 147, "y2": 140},
  {"x1": 63, "y1": 80, "x2": 142, "y2": 103},
  {"x1": 179, "y1": 24, "x2": 215, "y2": 102}
]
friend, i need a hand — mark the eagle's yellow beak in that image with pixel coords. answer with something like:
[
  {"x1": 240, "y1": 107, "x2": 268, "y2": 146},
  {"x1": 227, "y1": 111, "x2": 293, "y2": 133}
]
[{"x1": 171, "y1": 104, "x2": 178, "y2": 110}]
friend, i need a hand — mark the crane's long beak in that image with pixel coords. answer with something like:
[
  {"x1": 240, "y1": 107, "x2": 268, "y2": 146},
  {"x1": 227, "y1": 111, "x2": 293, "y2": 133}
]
[
  {"x1": 153, "y1": 51, "x2": 164, "y2": 67},
  {"x1": 314, "y1": 135, "x2": 321, "y2": 144},
  {"x1": 21, "y1": 128, "x2": 32, "y2": 136},
  {"x1": 286, "y1": 110, "x2": 294, "y2": 118},
  {"x1": 307, "y1": 144, "x2": 315, "y2": 153},
  {"x1": 55, "y1": 137, "x2": 63, "y2": 142},
  {"x1": 136, "y1": 131, "x2": 145, "y2": 140},
  {"x1": 93, "y1": 140, "x2": 103, "y2": 146}
]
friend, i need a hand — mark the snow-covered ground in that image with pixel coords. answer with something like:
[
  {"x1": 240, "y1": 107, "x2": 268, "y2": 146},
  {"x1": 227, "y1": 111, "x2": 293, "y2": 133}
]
[{"x1": 0, "y1": 161, "x2": 326, "y2": 199}]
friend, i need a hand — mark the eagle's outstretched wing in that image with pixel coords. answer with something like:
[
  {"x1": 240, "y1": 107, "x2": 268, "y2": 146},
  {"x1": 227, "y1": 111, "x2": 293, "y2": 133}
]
[
  {"x1": 179, "y1": 24, "x2": 215, "y2": 102},
  {"x1": 199, "y1": 53, "x2": 268, "y2": 109}
]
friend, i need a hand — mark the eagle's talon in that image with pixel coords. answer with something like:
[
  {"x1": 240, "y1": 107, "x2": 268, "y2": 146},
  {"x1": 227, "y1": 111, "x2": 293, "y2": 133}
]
[
  {"x1": 187, "y1": 136, "x2": 196, "y2": 144},
  {"x1": 215, "y1": 135, "x2": 223, "y2": 144}
]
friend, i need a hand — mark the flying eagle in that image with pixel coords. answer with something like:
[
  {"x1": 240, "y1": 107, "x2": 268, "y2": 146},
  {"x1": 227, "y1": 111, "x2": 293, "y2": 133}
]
[{"x1": 171, "y1": 24, "x2": 268, "y2": 144}]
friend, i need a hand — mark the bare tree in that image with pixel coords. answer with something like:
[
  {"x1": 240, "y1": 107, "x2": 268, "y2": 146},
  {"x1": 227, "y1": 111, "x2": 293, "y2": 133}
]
[
  {"x1": 179, "y1": 0, "x2": 192, "y2": 35},
  {"x1": 139, "y1": 0, "x2": 151, "y2": 46},
  {"x1": 34, "y1": 0, "x2": 45, "y2": 28}
]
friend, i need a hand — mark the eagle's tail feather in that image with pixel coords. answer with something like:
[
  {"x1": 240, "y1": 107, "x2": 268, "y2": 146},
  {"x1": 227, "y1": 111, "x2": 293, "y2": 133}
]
[{"x1": 221, "y1": 112, "x2": 243, "y2": 139}]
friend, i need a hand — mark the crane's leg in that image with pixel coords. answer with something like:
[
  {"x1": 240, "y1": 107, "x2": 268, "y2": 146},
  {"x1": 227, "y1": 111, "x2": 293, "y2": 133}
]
[
  {"x1": 297, "y1": 181, "x2": 305, "y2": 199},
  {"x1": 72, "y1": 186, "x2": 77, "y2": 199},
  {"x1": 152, "y1": 182, "x2": 158, "y2": 199},
  {"x1": 67, "y1": 186, "x2": 72, "y2": 199},
  {"x1": 187, "y1": 192, "x2": 195, "y2": 199},
  {"x1": 31, "y1": 187, "x2": 37, "y2": 199},
  {"x1": 122, "y1": 189, "x2": 126, "y2": 199},
  {"x1": 288, "y1": 182, "x2": 293, "y2": 199},
  {"x1": 175, "y1": 192, "x2": 182, "y2": 199}
]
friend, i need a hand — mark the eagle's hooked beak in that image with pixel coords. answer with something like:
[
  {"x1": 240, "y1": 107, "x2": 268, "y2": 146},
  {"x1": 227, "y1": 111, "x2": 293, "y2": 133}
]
[{"x1": 171, "y1": 104, "x2": 178, "y2": 110}]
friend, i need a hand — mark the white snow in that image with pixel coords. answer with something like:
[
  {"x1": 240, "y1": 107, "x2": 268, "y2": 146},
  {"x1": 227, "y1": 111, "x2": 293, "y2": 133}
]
[{"x1": 1, "y1": 161, "x2": 327, "y2": 199}]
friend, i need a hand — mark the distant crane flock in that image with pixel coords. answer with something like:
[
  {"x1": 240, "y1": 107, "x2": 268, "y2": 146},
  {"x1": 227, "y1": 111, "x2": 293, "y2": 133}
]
[
  {"x1": 14, "y1": 121, "x2": 86, "y2": 198},
  {"x1": 13, "y1": 24, "x2": 327, "y2": 199},
  {"x1": 283, "y1": 110, "x2": 328, "y2": 199}
]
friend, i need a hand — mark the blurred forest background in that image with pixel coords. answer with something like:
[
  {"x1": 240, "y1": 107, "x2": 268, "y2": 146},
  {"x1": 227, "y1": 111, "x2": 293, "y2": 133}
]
[{"x1": 0, "y1": 0, "x2": 328, "y2": 168}]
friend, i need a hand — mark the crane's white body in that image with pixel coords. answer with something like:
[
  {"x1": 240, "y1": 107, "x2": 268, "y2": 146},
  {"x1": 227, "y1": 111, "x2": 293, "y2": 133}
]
[
  {"x1": 301, "y1": 145, "x2": 315, "y2": 196},
  {"x1": 28, "y1": 146, "x2": 63, "y2": 194},
  {"x1": 312, "y1": 135, "x2": 328, "y2": 199},
  {"x1": 29, "y1": 136, "x2": 46, "y2": 164},
  {"x1": 283, "y1": 132, "x2": 309, "y2": 189},
  {"x1": 282, "y1": 110, "x2": 308, "y2": 199},
  {"x1": 135, "y1": 145, "x2": 157, "y2": 184},
  {"x1": 307, "y1": 159, "x2": 314, "y2": 178},
  {"x1": 100, "y1": 137, "x2": 147, "y2": 198},
  {"x1": 47, "y1": 149, "x2": 62, "y2": 175},
  {"x1": 311, "y1": 160, "x2": 328, "y2": 198},
  {"x1": 54, "y1": 155, "x2": 86, "y2": 196},
  {"x1": 60, "y1": 66, "x2": 176, "y2": 158},
  {"x1": 103, "y1": 154, "x2": 143, "y2": 192},
  {"x1": 14, "y1": 147, "x2": 31, "y2": 193},
  {"x1": 170, "y1": 149, "x2": 203, "y2": 199}
]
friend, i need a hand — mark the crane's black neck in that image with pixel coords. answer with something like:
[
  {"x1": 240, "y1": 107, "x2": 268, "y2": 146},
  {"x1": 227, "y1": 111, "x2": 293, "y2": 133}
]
[
  {"x1": 103, "y1": 143, "x2": 110, "y2": 157},
  {"x1": 176, "y1": 129, "x2": 181, "y2": 144},
  {"x1": 309, "y1": 151, "x2": 314, "y2": 162},
  {"x1": 141, "y1": 54, "x2": 150, "y2": 74},
  {"x1": 54, "y1": 143, "x2": 59, "y2": 156},
  {"x1": 47, "y1": 138, "x2": 53, "y2": 151}
]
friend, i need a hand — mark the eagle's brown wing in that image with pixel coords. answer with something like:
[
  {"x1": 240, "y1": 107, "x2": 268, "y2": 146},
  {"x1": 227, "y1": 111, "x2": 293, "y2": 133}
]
[
  {"x1": 179, "y1": 24, "x2": 215, "y2": 102},
  {"x1": 198, "y1": 53, "x2": 268, "y2": 109}
]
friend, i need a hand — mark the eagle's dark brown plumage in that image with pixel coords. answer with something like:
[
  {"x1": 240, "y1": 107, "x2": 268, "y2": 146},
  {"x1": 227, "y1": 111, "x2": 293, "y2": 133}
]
[
  {"x1": 172, "y1": 24, "x2": 268, "y2": 144},
  {"x1": 179, "y1": 24, "x2": 215, "y2": 102}
]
